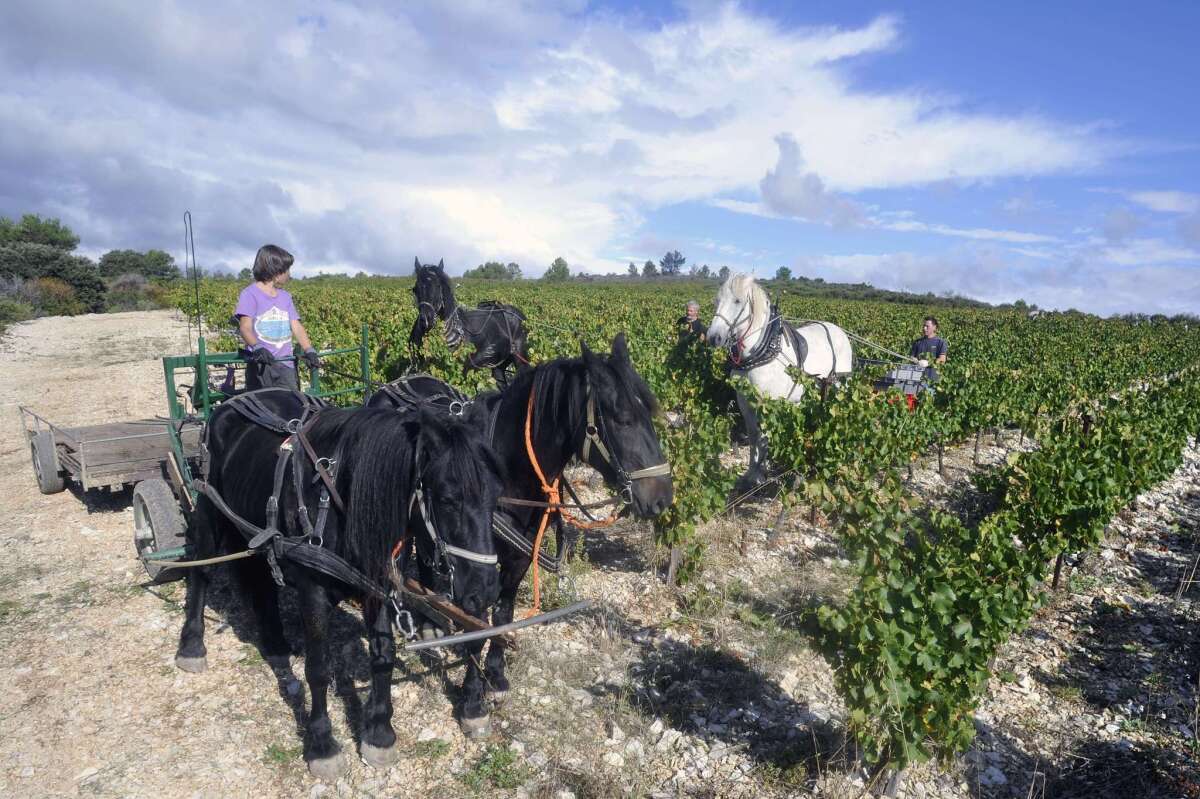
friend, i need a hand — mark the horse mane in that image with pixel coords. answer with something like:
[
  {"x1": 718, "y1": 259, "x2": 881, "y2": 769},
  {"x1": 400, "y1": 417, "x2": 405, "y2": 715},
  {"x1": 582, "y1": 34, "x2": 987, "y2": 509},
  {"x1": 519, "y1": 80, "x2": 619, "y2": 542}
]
[
  {"x1": 504, "y1": 345, "x2": 659, "y2": 454},
  {"x1": 431, "y1": 266, "x2": 457, "y2": 319},
  {"x1": 304, "y1": 406, "x2": 500, "y2": 587}
]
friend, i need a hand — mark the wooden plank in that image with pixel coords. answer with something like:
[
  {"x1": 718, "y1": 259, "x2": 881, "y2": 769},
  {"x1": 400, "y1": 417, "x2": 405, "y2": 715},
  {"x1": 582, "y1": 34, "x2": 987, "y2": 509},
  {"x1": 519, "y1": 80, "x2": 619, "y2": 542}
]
[
  {"x1": 399, "y1": 577, "x2": 515, "y2": 645},
  {"x1": 82, "y1": 457, "x2": 169, "y2": 478}
]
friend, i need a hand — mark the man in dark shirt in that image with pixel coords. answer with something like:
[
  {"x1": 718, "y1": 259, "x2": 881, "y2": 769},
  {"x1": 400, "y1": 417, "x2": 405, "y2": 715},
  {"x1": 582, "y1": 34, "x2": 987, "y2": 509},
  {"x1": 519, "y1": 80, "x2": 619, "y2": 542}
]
[
  {"x1": 910, "y1": 316, "x2": 948, "y2": 382},
  {"x1": 677, "y1": 300, "x2": 706, "y2": 342}
]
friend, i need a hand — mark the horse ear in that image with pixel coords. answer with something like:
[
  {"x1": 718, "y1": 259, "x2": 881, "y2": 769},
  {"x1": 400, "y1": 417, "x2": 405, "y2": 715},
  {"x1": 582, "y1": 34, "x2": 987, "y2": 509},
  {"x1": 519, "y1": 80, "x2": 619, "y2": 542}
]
[
  {"x1": 417, "y1": 404, "x2": 448, "y2": 449},
  {"x1": 463, "y1": 399, "x2": 490, "y2": 429},
  {"x1": 413, "y1": 256, "x2": 421, "y2": 273},
  {"x1": 580, "y1": 339, "x2": 602, "y2": 369},
  {"x1": 437, "y1": 259, "x2": 445, "y2": 271},
  {"x1": 611, "y1": 332, "x2": 631, "y2": 364}
]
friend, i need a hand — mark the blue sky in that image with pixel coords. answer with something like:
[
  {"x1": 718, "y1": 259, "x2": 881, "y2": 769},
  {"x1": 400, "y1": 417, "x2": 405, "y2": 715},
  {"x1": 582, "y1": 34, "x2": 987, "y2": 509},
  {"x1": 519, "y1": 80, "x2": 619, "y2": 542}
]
[{"x1": 1, "y1": 1, "x2": 1197, "y2": 315}]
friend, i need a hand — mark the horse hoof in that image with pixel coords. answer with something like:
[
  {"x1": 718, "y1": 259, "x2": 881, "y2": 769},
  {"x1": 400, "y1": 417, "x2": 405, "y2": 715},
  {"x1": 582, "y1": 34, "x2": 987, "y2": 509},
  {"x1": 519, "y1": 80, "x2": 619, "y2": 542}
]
[
  {"x1": 307, "y1": 753, "x2": 347, "y2": 781},
  {"x1": 360, "y1": 742, "x2": 399, "y2": 770},
  {"x1": 489, "y1": 689, "x2": 509, "y2": 707},
  {"x1": 460, "y1": 714, "x2": 491, "y2": 739},
  {"x1": 175, "y1": 655, "x2": 208, "y2": 673}
]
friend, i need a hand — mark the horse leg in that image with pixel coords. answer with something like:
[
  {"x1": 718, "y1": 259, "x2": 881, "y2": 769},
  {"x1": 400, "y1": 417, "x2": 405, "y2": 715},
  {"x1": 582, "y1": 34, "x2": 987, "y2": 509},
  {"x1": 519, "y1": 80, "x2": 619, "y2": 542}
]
[
  {"x1": 554, "y1": 517, "x2": 577, "y2": 563},
  {"x1": 458, "y1": 588, "x2": 495, "y2": 739},
  {"x1": 298, "y1": 580, "x2": 345, "y2": 780},
  {"x1": 359, "y1": 599, "x2": 399, "y2": 768},
  {"x1": 482, "y1": 557, "x2": 526, "y2": 708},
  {"x1": 736, "y1": 392, "x2": 767, "y2": 487},
  {"x1": 175, "y1": 499, "x2": 216, "y2": 672},
  {"x1": 232, "y1": 557, "x2": 290, "y2": 668}
]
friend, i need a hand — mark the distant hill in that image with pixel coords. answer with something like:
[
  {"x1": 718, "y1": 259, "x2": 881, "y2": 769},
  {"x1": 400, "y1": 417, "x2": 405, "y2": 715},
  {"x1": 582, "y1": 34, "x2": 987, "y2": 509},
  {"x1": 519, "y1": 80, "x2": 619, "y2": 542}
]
[
  {"x1": 569, "y1": 272, "x2": 999, "y2": 309},
  {"x1": 763, "y1": 275, "x2": 995, "y2": 309}
]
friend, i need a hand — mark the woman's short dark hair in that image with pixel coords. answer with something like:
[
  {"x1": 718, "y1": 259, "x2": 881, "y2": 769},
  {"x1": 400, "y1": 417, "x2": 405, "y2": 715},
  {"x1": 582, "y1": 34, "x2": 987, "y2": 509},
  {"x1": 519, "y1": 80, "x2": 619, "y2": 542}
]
[
  {"x1": 252, "y1": 245, "x2": 294, "y2": 282},
  {"x1": 924, "y1": 316, "x2": 939, "y2": 329}
]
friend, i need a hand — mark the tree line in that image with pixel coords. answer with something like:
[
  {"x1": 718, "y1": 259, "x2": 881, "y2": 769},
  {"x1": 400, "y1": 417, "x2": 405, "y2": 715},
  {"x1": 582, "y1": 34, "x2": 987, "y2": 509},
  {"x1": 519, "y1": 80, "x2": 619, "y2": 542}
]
[{"x1": 0, "y1": 214, "x2": 185, "y2": 330}]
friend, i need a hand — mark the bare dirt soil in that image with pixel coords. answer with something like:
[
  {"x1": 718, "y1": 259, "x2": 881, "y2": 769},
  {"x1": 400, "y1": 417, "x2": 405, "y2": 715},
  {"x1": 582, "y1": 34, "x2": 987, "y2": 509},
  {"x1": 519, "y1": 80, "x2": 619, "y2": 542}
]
[{"x1": 1, "y1": 310, "x2": 1196, "y2": 799}]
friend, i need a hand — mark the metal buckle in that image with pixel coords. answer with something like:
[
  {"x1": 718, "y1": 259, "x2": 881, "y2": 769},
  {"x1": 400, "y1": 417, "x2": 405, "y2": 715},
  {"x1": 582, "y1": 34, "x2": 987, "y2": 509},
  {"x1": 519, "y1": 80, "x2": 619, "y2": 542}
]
[
  {"x1": 586, "y1": 424, "x2": 599, "y2": 438},
  {"x1": 285, "y1": 418, "x2": 302, "y2": 434},
  {"x1": 307, "y1": 534, "x2": 323, "y2": 548},
  {"x1": 391, "y1": 597, "x2": 416, "y2": 640},
  {"x1": 620, "y1": 483, "x2": 634, "y2": 505},
  {"x1": 448, "y1": 400, "x2": 466, "y2": 416},
  {"x1": 316, "y1": 457, "x2": 335, "y2": 472}
]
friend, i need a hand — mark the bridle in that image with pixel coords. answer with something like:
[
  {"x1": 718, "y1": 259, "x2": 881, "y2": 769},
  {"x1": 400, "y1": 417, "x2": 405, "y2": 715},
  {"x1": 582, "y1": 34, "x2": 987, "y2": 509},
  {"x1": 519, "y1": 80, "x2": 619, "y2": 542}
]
[
  {"x1": 712, "y1": 292, "x2": 752, "y2": 360},
  {"x1": 579, "y1": 380, "x2": 671, "y2": 505},
  {"x1": 406, "y1": 440, "x2": 499, "y2": 596}
]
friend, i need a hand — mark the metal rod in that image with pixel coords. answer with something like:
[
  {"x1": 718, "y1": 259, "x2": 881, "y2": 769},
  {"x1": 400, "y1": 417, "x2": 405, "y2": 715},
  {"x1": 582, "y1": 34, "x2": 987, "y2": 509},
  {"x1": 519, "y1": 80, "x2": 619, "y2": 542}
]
[
  {"x1": 403, "y1": 600, "x2": 592, "y2": 651},
  {"x1": 143, "y1": 545, "x2": 188, "y2": 561},
  {"x1": 141, "y1": 549, "x2": 258, "y2": 568},
  {"x1": 361, "y1": 323, "x2": 370, "y2": 406}
]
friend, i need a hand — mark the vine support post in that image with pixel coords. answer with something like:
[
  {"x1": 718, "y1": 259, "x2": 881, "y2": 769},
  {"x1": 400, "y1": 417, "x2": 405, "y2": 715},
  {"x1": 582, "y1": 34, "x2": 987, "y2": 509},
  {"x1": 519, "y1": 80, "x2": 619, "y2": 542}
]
[
  {"x1": 881, "y1": 768, "x2": 907, "y2": 798},
  {"x1": 974, "y1": 429, "x2": 982, "y2": 465},
  {"x1": 994, "y1": 426, "x2": 1002, "y2": 446},
  {"x1": 667, "y1": 546, "x2": 682, "y2": 585},
  {"x1": 937, "y1": 438, "x2": 945, "y2": 477},
  {"x1": 765, "y1": 503, "x2": 788, "y2": 550},
  {"x1": 1052, "y1": 551, "x2": 1066, "y2": 590}
]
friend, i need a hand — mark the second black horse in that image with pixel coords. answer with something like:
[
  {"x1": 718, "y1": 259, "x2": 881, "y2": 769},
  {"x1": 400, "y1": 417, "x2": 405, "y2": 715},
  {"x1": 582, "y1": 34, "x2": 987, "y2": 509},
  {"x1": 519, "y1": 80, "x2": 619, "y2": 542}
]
[{"x1": 409, "y1": 257, "x2": 531, "y2": 388}]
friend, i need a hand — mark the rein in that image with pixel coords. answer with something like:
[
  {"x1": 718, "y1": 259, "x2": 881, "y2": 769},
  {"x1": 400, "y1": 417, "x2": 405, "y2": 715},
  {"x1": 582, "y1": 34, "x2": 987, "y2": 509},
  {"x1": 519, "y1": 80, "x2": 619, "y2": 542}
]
[{"x1": 519, "y1": 379, "x2": 670, "y2": 616}]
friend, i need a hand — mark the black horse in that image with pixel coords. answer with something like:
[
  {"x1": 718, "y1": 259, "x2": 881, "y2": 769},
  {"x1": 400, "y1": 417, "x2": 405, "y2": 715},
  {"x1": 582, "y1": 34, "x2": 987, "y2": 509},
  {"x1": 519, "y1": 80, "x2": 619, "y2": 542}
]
[
  {"x1": 409, "y1": 257, "x2": 531, "y2": 388},
  {"x1": 174, "y1": 389, "x2": 503, "y2": 779},
  {"x1": 370, "y1": 333, "x2": 673, "y2": 715}
]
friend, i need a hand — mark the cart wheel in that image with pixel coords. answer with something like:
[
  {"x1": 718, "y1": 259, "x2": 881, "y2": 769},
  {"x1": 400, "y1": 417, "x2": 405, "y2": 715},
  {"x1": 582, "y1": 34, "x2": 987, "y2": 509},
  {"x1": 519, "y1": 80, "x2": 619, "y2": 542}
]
[
  {"x1": 133, "y1": 478, "x2": 187, "y2": 584},
  {"x1": 30, "y1": 431, "x2": 65, "y2": 494}
]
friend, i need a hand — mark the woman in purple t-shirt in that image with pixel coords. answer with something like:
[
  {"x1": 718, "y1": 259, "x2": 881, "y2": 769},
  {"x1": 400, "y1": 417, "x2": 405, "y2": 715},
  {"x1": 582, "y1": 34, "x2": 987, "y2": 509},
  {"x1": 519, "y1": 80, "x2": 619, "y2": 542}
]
[{"x1": 235, "y1": 244, "x2": 319, "y2": 391}]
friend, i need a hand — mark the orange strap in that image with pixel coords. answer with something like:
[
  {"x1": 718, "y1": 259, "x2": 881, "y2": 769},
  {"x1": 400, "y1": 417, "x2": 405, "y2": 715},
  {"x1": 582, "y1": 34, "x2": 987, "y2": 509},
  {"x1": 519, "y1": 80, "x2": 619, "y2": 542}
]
[{"x1": 521, "y1": 388, "x2": 622, "y2": 618}]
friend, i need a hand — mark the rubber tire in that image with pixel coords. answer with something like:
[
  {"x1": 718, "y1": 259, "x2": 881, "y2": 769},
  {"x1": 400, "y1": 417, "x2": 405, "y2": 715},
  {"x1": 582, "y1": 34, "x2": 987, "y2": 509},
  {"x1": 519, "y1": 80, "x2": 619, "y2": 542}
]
[
  {"x1": 133, "y1": 478, "x2": 188, "y2": 584},
  {"x1": 31, "y1": 431, "x2": 65, "y2": 494}
]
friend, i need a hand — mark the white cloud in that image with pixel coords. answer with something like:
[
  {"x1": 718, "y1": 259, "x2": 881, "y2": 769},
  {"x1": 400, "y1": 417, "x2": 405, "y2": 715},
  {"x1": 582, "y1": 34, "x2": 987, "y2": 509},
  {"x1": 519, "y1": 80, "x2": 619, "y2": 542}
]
[
  {"x1": 1098, "y1": 237, "x2": 1199, "y2": 267},
  {"x1": 876, "y1": 220, "x2": 1059, "y2": 244},
  {"x1": 794, "y1": 248, "x2": 1200, "y2": 316},
  {"x1": 713, "y1": 192, "x2": 1057, "y2": 244},
  {"x1": 1128, "y1": 190, "x2": 1200, "y2": 214},
  {"x1": 758, "y1": 134, "x2": 865, "y2": 227},
  {"x1": 0, "y1": 2, "x2": 1125, "y2": 280}
]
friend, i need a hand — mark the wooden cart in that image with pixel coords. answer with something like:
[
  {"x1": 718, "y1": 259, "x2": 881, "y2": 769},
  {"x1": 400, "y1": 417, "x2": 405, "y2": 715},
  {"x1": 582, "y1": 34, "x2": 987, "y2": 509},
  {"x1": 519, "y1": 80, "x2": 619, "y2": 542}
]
[{"x1": 21, "y1": 326, "x2": 374, "y2": 584}]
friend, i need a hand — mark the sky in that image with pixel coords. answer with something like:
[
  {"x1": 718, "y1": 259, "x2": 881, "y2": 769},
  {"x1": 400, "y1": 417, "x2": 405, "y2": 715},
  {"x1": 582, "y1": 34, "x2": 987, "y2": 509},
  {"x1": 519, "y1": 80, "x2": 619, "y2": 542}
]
[{"x1": 1, "y1": 1, "x2": 1198, "y2": 316}]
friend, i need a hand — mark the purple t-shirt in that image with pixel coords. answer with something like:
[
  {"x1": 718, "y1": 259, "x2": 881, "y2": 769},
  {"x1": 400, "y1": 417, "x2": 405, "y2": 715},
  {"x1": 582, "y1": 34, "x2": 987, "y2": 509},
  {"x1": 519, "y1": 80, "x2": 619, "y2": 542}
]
[{"x1": 235, "y1": 284, "x2": 299, "y2": 366}]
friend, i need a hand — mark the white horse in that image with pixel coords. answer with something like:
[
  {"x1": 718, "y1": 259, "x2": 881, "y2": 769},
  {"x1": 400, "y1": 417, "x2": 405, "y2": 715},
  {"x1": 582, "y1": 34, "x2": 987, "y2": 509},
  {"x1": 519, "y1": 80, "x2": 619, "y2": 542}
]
[{"x1": 707, "y1": 273, "x2": 854, "y2": 487}]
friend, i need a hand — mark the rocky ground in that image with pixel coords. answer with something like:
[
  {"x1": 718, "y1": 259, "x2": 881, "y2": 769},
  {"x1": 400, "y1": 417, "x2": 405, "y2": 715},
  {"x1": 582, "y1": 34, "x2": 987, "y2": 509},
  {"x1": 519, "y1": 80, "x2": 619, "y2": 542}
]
[{"x1": 0, "y1": 311, "x2": 1196, "y2": 798}]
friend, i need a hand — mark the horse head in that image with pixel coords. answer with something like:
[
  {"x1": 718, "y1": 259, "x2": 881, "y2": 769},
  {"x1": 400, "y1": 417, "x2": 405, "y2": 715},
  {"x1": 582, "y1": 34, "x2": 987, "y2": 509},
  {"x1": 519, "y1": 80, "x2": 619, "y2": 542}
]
[
  {"x1": 412, "y1": 401, "x2": 502, "y2": 618},
  {"x1": 412, "y1": 257, "x2": 454, "y2": 329},
  {"x1": 579, "y1": 333, "x2": 673, "y2": 517},
  {"x1": 707, "y1": 273, "x2": 763, "y2": 349}
]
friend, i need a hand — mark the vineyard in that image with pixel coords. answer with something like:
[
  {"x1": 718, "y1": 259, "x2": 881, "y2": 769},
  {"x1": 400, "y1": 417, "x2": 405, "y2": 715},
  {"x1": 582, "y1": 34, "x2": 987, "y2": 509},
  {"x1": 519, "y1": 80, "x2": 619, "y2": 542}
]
[{"x1": 179, "y1": 277, "x2": 1200, "y2": 780}]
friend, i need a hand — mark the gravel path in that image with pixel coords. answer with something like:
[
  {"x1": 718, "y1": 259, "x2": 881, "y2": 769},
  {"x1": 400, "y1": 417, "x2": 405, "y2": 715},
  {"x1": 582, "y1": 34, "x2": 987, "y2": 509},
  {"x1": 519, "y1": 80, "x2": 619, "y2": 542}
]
[{"x1": 1, "y1": 310, "x2": 1196, "y2": 799}]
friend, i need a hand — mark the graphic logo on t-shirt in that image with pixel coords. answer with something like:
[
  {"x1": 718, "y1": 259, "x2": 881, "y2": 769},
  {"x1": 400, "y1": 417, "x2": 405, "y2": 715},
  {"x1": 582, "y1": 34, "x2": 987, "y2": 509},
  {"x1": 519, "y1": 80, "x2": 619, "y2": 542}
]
[{"x1": 254, "y1": 306, "x2": 292, "y2": 347}]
